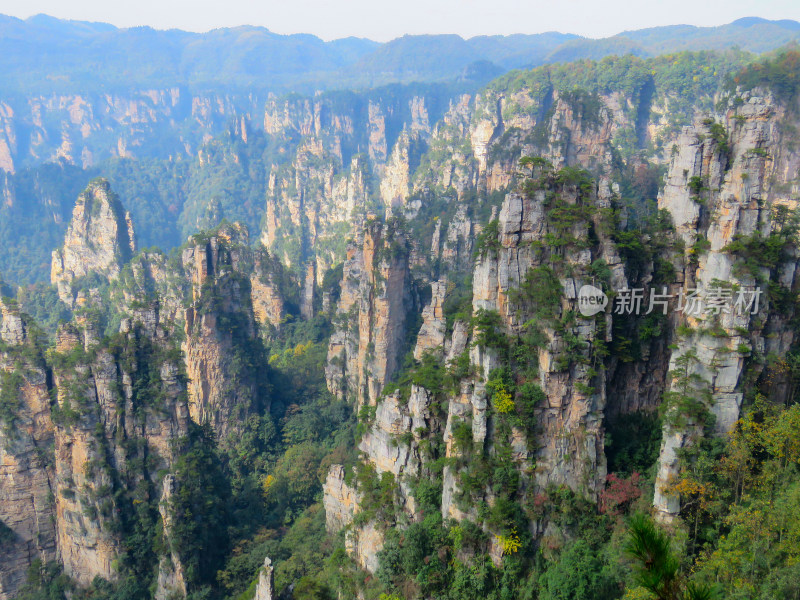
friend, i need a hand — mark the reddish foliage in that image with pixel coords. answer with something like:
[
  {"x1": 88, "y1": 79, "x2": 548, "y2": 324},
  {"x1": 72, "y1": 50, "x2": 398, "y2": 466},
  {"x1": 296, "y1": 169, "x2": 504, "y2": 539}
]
[{"x1": 598, "y1": 472, "x2": 642, "y2": 515}]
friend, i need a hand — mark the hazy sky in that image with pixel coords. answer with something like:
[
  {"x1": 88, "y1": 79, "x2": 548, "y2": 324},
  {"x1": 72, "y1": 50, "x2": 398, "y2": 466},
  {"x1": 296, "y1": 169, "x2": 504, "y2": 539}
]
[{"x1": 1, "y1": 0, "x2": 799, "y2": 41}]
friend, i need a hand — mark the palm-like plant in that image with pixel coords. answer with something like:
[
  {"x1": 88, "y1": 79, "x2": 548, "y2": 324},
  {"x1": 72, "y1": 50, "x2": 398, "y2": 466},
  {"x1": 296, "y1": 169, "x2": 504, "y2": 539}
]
[{"x1": 624, "y1": 513, "x2": 715, "y2": 600}]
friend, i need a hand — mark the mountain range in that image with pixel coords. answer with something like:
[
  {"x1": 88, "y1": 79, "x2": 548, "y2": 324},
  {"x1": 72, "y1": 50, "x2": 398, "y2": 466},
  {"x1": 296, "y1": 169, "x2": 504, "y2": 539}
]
[{"x1": 0, "y1": 14, "x2": 798, "y2": 92}]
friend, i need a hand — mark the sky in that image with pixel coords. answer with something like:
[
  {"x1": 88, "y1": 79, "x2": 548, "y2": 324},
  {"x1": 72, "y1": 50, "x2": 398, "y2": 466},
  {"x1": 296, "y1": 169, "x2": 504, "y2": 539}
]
[{"x1": 0, "y1": 0, "x2": 799, "y2": 41}]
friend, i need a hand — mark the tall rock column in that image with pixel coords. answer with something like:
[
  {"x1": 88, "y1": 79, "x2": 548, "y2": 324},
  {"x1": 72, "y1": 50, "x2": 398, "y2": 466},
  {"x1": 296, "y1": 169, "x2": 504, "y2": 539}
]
[
  {"x1": 182, "y1": 223, "x2": 267, "y2": 441},
  {"x1": 51, "y1": 179, "x2": 137, "y2": 306},
  {"x1": 325, "y1": 218, "x2": 412, "y2": 407},
  {"x1": 50, "y1": 304, "x2": 191, "y2": 585},
  {"x1": 0, "y1": 299, "x2": 57, "y2": 600},
  {"x1": 440, "y1": 169, "x2": 628, "y2": 526},
  {"x1": 654, "y1": 93, "x2": 800, "y2": 520}
]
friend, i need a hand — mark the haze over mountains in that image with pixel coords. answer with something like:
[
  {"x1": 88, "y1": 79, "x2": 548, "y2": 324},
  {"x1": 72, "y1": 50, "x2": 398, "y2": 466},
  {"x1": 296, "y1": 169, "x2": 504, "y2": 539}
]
[
  {"x1": 3, "y1": 6, "x2": 800, "y2": 600},
  {"x1": 0, "y1": 14, "x2": 799, "y2": 92}
]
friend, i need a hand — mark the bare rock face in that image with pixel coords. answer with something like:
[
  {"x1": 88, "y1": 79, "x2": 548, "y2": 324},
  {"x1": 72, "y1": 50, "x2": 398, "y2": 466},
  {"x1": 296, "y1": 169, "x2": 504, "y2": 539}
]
[
  {"x1": 182, "y1": 224, "x2": 265, "y2": 441},
  {"x1": 50, "y1": 310, "x2": 190, "y2": 585},
  {"x1": 0, "y1": 89, "x2": 260, "y2": 170},
  {"x1": 440, "y1": 171, "x2": 629, "y2": 526},
  {"x1": 346, "y1": 521, "x2": 384, "y2": 574},
  {"x1": 0, "y1": 297, "x2": 26, "y2": 345},
  {"x1": 359, "y1": 388, "x2": 430, "y2": 481},
  {"x1": 323, "y1": 465, "x2": 359, "y2": 532},
  {"x1": 155, "y1": 475, "x2": 187, "y2": 600},
  {"x1": 253, "y1": 557, "x2": 274, "y2": 600},
  {"x1": 259, "y1": 92, "x2": 438, "y2": 296},
  {"x1": 250, "y1": 251, "x2": 289, "y2": 331},
  {"x1": 51, "y1": 179, "x2": 136, "y2": 305},
  {"x1": 414, "y1": 278, "x2": 448, "y2": 359},
  {"x1": 439, "y1": 206, "x2": 476, "y2": 272},
  {"x1": 653, "y1": 92, "x2": 800, "y2": 520},
  {"x1": 326, "y1": 218, "x2": 413, "y2": 406},
  {"x1": 0, "y1": 302, "x2": 57, "y2": 600},
  {"x1": 322, "y1": 464, "x2": 387, "y2": 574},
  {"x1": 381, "y1": 131, "x2": 428, "y2": 215},
  {"x1": 300, "y1": 263, "x2": 316, "y2": 320},
  {"x1": 323, "y1": 384, "x2": 437, "y2": 573}
]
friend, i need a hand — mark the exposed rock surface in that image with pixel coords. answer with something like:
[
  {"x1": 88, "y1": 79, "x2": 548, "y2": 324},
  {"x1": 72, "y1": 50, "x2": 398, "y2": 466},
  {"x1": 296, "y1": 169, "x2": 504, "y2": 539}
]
[
  {"x1": 254, "y1": 557, "x2": 274, "y2": 600},
  {"x1": 0, "y1": 301, "x2": 57, "y2": 600},
  {"x1": 653, "y1": 92, "x2": 800, "y2": 520},
  {"x1": 155, "y1": 475, "x2": 187, "y2": 600},
  {"x1": 0, "y1": 89, "x2": 264, "y2": 172},
  {"x1": 413, "y1": 278, "x2": 447, "y2": 359},
  {"x1": 323, "y1": 465, "x2": 359, "y2": 533},
  {"x1": 326, "y1": 218, "x2": 413, "y2": 406},
  {"x1": 51, "y1": 308, "x2": 190, "y2": 585},
  {"x1": 182, "y1": 223, "x2": 265, "y2": 441},
  {"x1": 51, "y1": 179, "x2": 136, "y2": 305}
]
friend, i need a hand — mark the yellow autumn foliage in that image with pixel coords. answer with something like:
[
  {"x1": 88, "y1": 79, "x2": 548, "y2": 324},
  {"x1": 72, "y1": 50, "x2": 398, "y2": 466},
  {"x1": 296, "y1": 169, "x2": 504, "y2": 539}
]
[{"x1": 492, "y1": 387, "x2": 515, "y2": 413}]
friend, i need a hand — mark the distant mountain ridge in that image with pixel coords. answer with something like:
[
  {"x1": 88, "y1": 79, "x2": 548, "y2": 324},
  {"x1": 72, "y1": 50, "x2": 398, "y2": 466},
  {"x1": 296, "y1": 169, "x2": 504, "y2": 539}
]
[{"x1": 0, "y1": 14, "x2": 797, "y2": 93}]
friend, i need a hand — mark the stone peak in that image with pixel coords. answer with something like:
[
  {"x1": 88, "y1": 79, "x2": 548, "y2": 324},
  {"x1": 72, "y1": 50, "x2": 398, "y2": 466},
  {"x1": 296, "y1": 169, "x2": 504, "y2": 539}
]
[{"x1": 50, "y1": 178, "x2": 137, "y2": 305}]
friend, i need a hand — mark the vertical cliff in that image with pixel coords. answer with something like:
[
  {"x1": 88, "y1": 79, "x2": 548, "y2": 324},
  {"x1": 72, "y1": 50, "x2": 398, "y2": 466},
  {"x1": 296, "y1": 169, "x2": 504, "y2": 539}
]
[
  {"x1": 182, "y1": 223, "x2": 269, "y2": 442},
  {"x1": 325, "y1": 217, "x2": 413, "y2": 407},
  {"x1": 653, "y1": 90, "x2": 800, "y2": 519},
  {"x1": 50, "y1": 178, "x2": 137, "y2": 306},
  {"x1": 0, "y1": 299, "x2": 57, "y2": 600},
  {"x1": 440, "y1": 167, "x2": 628, "y2": 533},
  {"x1": 49, "y1": 302, "x2": 191, "y2": 585}
]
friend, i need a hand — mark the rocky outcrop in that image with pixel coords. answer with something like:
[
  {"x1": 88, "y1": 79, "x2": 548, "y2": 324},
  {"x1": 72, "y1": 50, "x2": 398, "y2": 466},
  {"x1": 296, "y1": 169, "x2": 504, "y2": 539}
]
[
  {"x1": 0, "y1": 298, "x2": 26, "y2": 345},
  {"x1": 414, "y1": 279, "x2": 447, "y2": 359},
  {"x1": 381, "y1": 131, "x2": 427, "y2": 213},
  {"x1": 0, "y1": 89, "x2": 263, "y2": 171},
  {"x1": 326, "y1": 218, "x2": 413, "y2": 406},
  {"x1": 155, "y1": 475, "x2": 187, "y2": 600},
  {"x1": 359, "y1": 387, "x2": 433, "y2": 483},
  {"x1": 323, "y1": 384, "x2": 438, "y2": 573},
  {"x1": 323, "y1": 466, "x2": 386, "y2": 574},
  {"x1": 653, "y1": 92, "x2": 800, "y2": 520},
  {"x1": 254, "y1": 557, "x2": 274, "y2": 600},
  {"x1": 250, "y1": 250, "x2": 290, "y2": 331},
  {"x1": 261, "y1": 146, "x2": 372, "y2": 288},
  {"x1": 439, "y1": 206, "x2": 477, "y2": 272},
  {"x1": 51, "y1": 179, "x2": 136, "y2": 305},
  {"x1": 0, "y1": 300, "x2": 57, "y2": 600},
  {"x1": 323, "y1": 465, "x2": 359, "y2": 532},
  {"x1": 51, "y1": 305, "x2": 191, "y2": 585},
  {"x1": 435, "y1": 169, "x2": 631, "y2": 542},
  {"x1": 182, "y1": 224, "x2": 266, "y2": 441}
]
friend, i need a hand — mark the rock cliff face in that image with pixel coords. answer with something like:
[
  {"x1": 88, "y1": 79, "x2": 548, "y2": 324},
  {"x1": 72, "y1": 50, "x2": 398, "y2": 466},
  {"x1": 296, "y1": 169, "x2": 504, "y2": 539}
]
[
  {"x1": 262, "y1": 144, "x2": 372, "y2": 279},
  {"x1": 321, "y1": 64, "x2": 746, "y2": 574},
  {"x1": 50, "y1": 303, "x2": 190, "y2": 585},
  {"x1": 2, "y1": 181, "x2": 284, "y2": 595},
  {"x1": 413, "y1": 279, "x2": 447, "y2": 359},
  {"x1": 51, "y1": 178, "x2": 136, "y2": 305},
  {"x1": 182, "y1": 224, "x2": 267, "y2": 441},
  {"x1": 323, "y1": 465, "x2": 360, "y2": 533},
  {"x1": 155, "y1": 475, "x2": 188, "y2": 600},
  {"x1": 326, "y1": 218, "x2": 413, "y2": 406},
  {"x1": 0, "y1": 299, "x2": 57, "y2": 600},
  {"x1": 257, "y1": 92, "x2": 449, "y2": 313},
  {"x1": 253, "y1": 557, "x2": 274, "y2": 600},
  {"x1": 0, "y1": 89, "x2": 264, "y2": 172},
  {"x1": 250, "y1": 251, "x2": 290, "y2": 332},
  {"x1": 653, "y1": 91, "x2": 800, "y2": 519},
  {"x1": 439, "y1": 172, "x2": 627, "y2": 532},
  {"x1": 324, "y1": 165, "x2": 633, "y2": 571},
  {"x1": 7, "y1": 51, "x2": 800, "y2": 599}
]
